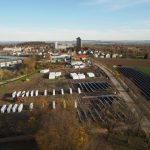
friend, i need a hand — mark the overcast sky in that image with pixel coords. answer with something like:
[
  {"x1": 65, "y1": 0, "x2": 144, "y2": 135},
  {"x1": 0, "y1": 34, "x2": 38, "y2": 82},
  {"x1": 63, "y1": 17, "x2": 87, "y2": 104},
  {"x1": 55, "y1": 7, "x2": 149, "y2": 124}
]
[{"x1": 0, "y1": 0, "x2": 150, "y2": 41}]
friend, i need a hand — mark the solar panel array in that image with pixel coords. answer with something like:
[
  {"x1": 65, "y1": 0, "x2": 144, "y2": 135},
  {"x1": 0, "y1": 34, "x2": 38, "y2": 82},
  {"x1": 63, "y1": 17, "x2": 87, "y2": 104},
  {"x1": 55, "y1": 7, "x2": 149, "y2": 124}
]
[
  {"x1": 77, "y1": 81, "x2": 111, "y2": 93},
  {"x1": 118, "y1": 67, "x2": 150, "y2": 100},
  {"x1": 76, "y1": 95, "x2": 128, "y2": 123}
]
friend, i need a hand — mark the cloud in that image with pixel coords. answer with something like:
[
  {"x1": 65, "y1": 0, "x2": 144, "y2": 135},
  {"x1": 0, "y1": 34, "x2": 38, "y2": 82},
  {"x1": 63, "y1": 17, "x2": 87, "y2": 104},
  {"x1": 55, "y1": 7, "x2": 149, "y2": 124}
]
[
  {"x1": 0, "y1": 26, "x2": 150, "y2": 41},
  {"x1": 82, "y1": 0, "x2": 150, "y2": 10}
]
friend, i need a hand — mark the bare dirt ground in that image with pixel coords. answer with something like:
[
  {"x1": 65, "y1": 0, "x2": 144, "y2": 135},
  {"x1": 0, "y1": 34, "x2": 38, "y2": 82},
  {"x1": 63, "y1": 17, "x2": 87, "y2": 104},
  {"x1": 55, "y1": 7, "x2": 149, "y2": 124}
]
[
  {"x1": 97, "y1": 58, "x2": 150, "y2": 69},
  {"x1": 0, "y1": 66, "x2": 108, "y2": 104}
]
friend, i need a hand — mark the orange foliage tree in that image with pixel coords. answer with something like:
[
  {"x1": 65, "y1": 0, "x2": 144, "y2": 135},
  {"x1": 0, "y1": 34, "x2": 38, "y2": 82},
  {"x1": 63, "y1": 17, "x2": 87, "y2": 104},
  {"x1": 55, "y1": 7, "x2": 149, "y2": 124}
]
[{"x1": 35, "y1": 110, "x2": 87, "y2": 150}]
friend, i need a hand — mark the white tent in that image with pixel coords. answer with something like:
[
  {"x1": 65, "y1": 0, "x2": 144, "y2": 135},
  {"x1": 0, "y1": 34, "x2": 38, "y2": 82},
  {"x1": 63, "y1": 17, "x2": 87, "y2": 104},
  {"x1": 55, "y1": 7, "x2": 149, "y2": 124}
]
[
  {"x1": 49, "y1": 72, "x2": 55, "y2": 79},
  {"x1": 12, "y1": 91, "x2": 16, "y2": 98},
  {"x1": 70, "y1": 73, "x2": 79, "y2": 80},
  {"x1": 29, "y1": 103, "x2": 34, "y2": 111},
  {"x1": 55, "y1": 72, "x2": 62, "y2": 77},
  {"x1": 18, "y1": 104, "x2": 23, "y2": 112},
  {"x1": 78, "y1": 73, "x2": 85, "y2": 79},
  {"x1": 1, "y1": 105, "x2": 7, "y2": 113},
  {"x1": 26, "y1": 91, "x2": 30, "y2": 97},
  {"x1": 74, "y1": 100, "x2": 77, "y2": 108},
  {"x1": 53, "y1": 89, "x2": 55, "y2": 96},
  {"x1": 7, "y1": 104, "x2": 13, "y2": 113},
  {"x1": 17, "y1": 91, "x2": 22, "y2": 97},
  {"x1": 61, "y1": 89, "x2": 64, "y2": 95},
  {"x1": 22, "y1": 91, "x2": 26, "y2": 97},
  {"x1": 35, "y1": 90, "x2": 39, "y2": 96},
  {"x1": 87, "y1": 72, "x2": 95, "y2": 78},
  {"x1": 52, "y1": 101, "x2": 56, "y2": 109},
  {"x1": 78, "y1": 87, "x2": 81, "y2": 94},
  {"x1": 12, "y1": 104, "x2": 18, "y2": 113},
  {"x1": 30, "y1": 90, "x2": 34, "y2": 97},
  {"x1": 70, "y1": 88, "x2": 73, "y2": 94},
  {"x1": 44, "y1": 90, "x2": 47, "y2": 96},
  {"x1": 105, "y1": 54, "x2": 111, "y2": 58},
  {"x1": 40, "y1": 69, "x2": 49, "y2": 74}
]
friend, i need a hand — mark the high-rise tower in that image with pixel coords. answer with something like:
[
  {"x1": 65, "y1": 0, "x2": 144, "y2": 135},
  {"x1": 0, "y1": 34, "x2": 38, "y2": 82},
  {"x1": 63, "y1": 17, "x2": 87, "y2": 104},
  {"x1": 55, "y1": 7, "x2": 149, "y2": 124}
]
[{"x1": 76, "y1": 37, "x2": 82, "y2": 53}]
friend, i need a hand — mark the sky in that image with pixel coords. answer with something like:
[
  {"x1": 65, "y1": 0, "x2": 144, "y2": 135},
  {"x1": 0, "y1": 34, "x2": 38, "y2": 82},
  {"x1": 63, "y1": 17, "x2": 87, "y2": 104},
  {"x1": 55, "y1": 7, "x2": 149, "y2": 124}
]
[{"x1": 0, "y1": 0, "x2": 150, "y2": 41}]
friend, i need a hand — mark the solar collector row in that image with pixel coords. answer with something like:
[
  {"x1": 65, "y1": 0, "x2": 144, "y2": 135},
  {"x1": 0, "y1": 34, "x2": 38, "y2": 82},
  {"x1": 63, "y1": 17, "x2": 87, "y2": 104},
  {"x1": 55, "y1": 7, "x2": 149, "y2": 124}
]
[
  {"x1": 118, "y1": 67, "x2": 150, "y2": 100},
  {"x1": 76, "y1": 95, "x2": 126, "y2": 123},
  {"x1": 78, "y1": 82, "x2": 111, "y2": 92}
]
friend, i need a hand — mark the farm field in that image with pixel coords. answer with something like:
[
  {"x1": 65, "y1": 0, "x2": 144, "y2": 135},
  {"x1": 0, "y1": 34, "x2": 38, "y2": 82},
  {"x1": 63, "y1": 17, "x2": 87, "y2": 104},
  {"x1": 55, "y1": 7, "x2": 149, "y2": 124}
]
[
  {"x1": 137, "y1": 67, "x2": 150, "y2": 75},
  {"x1": 97, "y1": 58, "x2": 150, "y2": 70}
]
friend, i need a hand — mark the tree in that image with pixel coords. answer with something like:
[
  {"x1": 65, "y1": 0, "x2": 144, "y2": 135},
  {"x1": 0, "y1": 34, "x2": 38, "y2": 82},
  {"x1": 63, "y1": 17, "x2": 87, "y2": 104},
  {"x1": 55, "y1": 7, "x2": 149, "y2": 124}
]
[
  {"x1": 146, "y1": 133, "x2": 150, "y2": 150},
  {"x1": 0, "y1": 69, "x2": 13, "y2": 80},
  {"x1": 144, "y1": 53, "x2": 148, "y2": 59},
  {"x1": 105, "y1": 119, "x2": 116, "y2": 141},
  {"x1": 0, "y1": 69, "x2": 4, "y2": 80},
  {"x1": 21, "y1": 55, "x2": 36, "y2": 73},
  {"x1": 35, "y1": 110, "x2": 87, "y2": 150}
]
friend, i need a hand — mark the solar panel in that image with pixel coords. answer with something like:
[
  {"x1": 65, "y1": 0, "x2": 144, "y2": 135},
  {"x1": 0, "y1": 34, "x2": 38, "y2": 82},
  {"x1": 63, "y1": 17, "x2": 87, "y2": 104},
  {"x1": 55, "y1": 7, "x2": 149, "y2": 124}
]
[{"x1": 118, "y1": 67, "x2": 150, "y2": 100}]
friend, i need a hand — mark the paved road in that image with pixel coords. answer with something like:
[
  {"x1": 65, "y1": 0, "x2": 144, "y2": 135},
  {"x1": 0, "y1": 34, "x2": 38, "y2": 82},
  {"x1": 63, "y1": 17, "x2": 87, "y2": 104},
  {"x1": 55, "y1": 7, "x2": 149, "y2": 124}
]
[{"x1": 95, "y1": 62, "x2": 150, "y2": 135}]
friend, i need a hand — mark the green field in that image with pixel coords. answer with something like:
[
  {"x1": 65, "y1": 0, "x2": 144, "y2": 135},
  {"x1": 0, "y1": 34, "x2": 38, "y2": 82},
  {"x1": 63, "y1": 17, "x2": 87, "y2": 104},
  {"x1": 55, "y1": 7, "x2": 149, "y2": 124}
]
[{"x1": 137, "y1": 67, "x2": 150, "y2": 75}]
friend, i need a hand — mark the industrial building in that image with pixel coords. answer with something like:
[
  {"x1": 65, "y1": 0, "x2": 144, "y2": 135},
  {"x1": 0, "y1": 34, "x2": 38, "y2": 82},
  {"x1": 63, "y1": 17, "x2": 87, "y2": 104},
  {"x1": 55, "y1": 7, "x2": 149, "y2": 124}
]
[
  {"x1": 3, "y1": 46, "x2": 22, "y2": 52},
  {"x1": 54, "y1": 42, "x2": 74, "y2": 50},
  {"x1": 50, "y1": 53, "x2": 71, "y2": 63},
  {"x1": 0, "y1": 56, "x2": 25, "y2": 68}
]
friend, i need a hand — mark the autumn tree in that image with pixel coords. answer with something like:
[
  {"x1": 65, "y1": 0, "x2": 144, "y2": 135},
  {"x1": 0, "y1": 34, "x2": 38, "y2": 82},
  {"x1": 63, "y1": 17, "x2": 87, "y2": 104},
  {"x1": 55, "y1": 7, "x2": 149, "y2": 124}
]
[
  {"x1": 20, "y1": 55, "x2": 36, "y2": 73},
  {"x1": 45, "y1": 53, "x2": 51, "y2": 60},
  {"x1": 35, "y1": 110, "x2": 87, "y2": 150},
  {"x1": 0, "y1": 69, "x2": 13, "y2": 80},
  {"x1": 0, "y1": 69, "x2": 4, "y2": 80}
]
